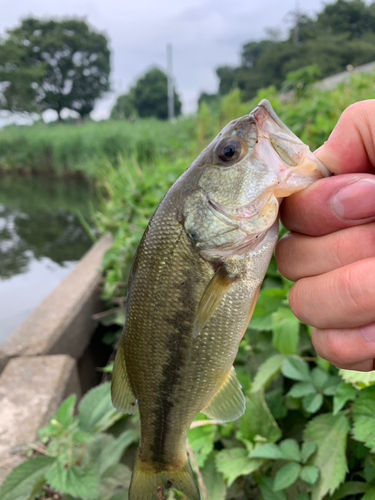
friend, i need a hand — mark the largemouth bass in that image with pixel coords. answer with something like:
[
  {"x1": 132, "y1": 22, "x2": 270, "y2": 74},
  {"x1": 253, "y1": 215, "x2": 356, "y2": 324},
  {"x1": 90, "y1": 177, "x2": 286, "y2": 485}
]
[{"x1": 111, "y1": 100, "x2": 329, "y2": 500}]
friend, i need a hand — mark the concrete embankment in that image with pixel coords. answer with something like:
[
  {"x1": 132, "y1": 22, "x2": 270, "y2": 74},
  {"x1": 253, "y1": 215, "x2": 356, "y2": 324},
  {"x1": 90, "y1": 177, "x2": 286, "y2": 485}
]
[{"x1": 0, "y1": 233, "x2": 112, "y2": 483}]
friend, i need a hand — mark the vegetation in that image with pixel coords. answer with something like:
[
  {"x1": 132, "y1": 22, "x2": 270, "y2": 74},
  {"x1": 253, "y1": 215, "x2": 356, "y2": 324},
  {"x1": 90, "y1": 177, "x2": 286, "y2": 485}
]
[
  {"x1": 2, "y1": 69, "x2": 375, "y2": 500},
  {"x1": 111, "y1": 67, "x2": 182, "y2": 121},
  {"x1": 0, "y1": 18, "x2": 110, "y2": 120},
  {"x1": 0, "y1": 117, "x2": 195, "y2": 176},
  {"x1": 2, "y1": 1, "x2": 375, "y2": 496},
  {"x1": 210, "y1": 0, "x2": 375, "y2": 102}
]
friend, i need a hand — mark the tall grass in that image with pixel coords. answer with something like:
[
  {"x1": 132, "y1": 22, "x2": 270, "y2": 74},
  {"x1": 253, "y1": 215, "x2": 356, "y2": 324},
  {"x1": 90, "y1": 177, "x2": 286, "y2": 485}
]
[{"x1": 0, "y1": 117, "x2": 196, "y2": 177}]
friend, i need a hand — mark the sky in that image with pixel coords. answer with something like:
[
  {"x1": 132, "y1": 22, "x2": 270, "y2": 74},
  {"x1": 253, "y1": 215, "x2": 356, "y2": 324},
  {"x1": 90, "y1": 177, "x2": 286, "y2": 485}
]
[{"x1": 0, "y1": 0, "x2": 326, "y2": 120}]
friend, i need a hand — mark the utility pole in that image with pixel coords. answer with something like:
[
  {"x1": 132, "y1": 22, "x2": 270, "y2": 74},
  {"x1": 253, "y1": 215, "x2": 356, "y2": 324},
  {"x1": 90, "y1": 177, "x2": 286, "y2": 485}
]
[
  {"x1": 167, "y1": 43, "x2": 175, "y2": 121},
  {"x1": 293, "y1": 0, "x2": 300, "y2": 45}
]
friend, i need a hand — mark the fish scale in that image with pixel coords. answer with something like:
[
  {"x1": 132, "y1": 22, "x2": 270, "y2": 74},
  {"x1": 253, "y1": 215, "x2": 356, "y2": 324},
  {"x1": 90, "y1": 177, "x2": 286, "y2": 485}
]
[{"x1": 111, "y1": 99, "x2": 330, "y2": 500}]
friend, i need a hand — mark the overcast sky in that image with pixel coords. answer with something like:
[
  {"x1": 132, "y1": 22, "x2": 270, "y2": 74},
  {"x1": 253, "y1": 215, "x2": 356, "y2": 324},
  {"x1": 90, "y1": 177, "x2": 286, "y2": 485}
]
[{"x1": 1, "y1": 0, "x2": 326, "y2": 119}]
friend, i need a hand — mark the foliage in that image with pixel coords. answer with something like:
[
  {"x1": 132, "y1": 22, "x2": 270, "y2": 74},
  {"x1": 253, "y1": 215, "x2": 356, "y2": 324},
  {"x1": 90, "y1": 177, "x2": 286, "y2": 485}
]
[
  {"x1": 110, "y1": 94, "x2": 136, "y2": 121},
  {"x1": 0, "y1": 17, "x2": 110, "y2": 119},
  {"x1": 89, "y1": 72, "x2": 375, "y2": 499},
  {"x1": 0, "y1": 383, "x2": 137, "y2": 500},
  {"x1": 111, "y1": 67, "x2": 182, "y2": 121},
  {"x1": 5, "y1": 67, "x2": 375, "y2": 500},
  {"x1": 214, "y1": 0, "x2": 375, "y2": 101},
  {"x1": 0, "y1": 116, "x2": 196, "y2": 176}
]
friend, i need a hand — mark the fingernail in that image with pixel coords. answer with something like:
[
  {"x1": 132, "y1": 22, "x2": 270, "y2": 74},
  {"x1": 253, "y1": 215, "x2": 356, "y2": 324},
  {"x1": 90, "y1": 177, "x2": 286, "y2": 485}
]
[
  {"x1": 332, "y1": 179, "x2": 375, "y2": 220},
  {"x1": 361, "y1": 322, "x2": 375, "y2": 342}
]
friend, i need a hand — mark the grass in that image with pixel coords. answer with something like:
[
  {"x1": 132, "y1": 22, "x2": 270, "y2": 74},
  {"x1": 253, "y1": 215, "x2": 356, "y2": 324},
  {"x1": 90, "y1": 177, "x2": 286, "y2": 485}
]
[{"x1": 0, "y1": 116, "x2": 197, "y2": 177}]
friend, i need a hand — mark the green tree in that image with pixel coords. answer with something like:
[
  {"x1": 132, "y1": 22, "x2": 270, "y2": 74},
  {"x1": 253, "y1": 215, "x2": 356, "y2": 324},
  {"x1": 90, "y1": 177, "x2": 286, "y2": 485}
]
[
  {"x1": 110, "y1": 93, "x2": 136, "y2": 120},
  {"x1": 0, "y1": 17, "x2": 110, "y2": 120},
  {"x1": 130, "y1": 67, "x2": 181, "y2": 120},
  {"x1": 215, "y1": 0, "x2": 375, "y2": 101}
]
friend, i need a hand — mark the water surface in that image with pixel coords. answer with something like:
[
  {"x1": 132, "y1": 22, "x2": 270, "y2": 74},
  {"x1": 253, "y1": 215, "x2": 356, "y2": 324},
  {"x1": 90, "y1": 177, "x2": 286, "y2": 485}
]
[{"x1": 0, "y1": 176, "x2": 95, "y2": 344}]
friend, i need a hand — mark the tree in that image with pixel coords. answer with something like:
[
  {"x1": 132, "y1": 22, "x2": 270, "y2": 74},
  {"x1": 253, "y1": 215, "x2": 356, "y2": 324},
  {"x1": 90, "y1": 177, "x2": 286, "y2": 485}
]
[
  {"x1": 130, "y1": 67, "x2": 181, "y2": 120},
  {"x1": 0, "y1": 18, "x2": 110, "y2": 120},
  {"x1": 214, "y1": 0, "x2": 375, "y2": 102},
  {"x1": 110, "y1": 94, "x2": 136, "y2": 120}
]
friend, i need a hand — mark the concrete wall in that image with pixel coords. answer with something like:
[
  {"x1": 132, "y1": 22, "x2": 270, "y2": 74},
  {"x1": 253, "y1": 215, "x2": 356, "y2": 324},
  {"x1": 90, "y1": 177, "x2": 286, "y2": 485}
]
[{"x1": 0, "y1": 233, "x2": 112, "y2": 483}]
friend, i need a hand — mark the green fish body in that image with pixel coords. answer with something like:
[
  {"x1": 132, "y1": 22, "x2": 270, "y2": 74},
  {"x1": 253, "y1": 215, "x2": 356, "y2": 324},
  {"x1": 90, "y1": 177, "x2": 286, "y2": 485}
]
[{"x1": 111, "y1": 100, "x2": 329, "y2": 500}]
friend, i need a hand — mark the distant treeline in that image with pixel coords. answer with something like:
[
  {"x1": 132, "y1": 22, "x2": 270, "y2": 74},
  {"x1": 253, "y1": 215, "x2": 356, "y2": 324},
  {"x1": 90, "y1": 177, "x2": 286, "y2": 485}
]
[{"x1": 200, "y1": 0, "x2": 375, "y2": 106}]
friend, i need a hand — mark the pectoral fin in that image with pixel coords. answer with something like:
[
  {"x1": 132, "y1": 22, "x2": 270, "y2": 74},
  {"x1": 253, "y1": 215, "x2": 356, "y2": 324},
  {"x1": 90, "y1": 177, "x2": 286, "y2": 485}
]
[
  {"x1": 201, "y1": 366, "x2": 245, "y2": 422},
  {"x1": 193, "y1": 267, "x2": 235, "y2": 338},
  {"x1": 111, "y1": 341, "x2": 138, "y2": 415}
]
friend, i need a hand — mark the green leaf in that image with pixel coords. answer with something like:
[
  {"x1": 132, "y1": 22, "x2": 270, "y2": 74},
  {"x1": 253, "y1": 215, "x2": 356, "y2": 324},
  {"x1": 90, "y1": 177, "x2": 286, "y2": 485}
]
[
  {"x1": 295, "y1": 493, "x2": 309, "y2": 500},
  {"x1": 258, "y1": 476, "x2": 287, "y2": 500},
  {"x1": 329, "y1": 481, "x2": 370, "y2": 500},
  {"x1": 251, "y1": 354, "x2": 286, "y2": 393},
  {"x1": 100, "y1": 463, "x2": 131, "y2": 497},
  {"x1": 302, "y1": 393, "x2": 323, "y2": 413},
  {"x1": 333, "y1": 383, "x2": 358, "y2": 415},
  {"x1": 339, "y1": 369, "x2": 375, "y2": 388},
  {"x1": 273, "y1": 462, "x2": 301, "y2": 491},
  {"x1": 249, "y1": 443, "x2": 285, "y2": 460},
  {"x1": 288, "y1": 382, "x2": 316, "y2": 398},
  {"x1": 272, "y1": 308, "x2": 299, "y2": 355},
  {"x1": 303, "y1": 413, "x2": 350, "y2": 500},
  {"x1": 0, "y1": 456, "x2": 55, "y2": 500},
  {"x1": 279, "y1": 439, "x2": 301, "y2": 462},
  {"x1": 201, "y1": 452, "x2": 226, "y2": 500},
  {"x1": 249, "y1": 315, "x2": 273, "y2": 331},
  {"x1": 188, "y1": 423, "x2": 217, "y2": 468},
  {"x1": 352, "y1": 385, "x2": 375, "y2": 451},
  {"x1": 252, "y1": 288, "x2": 287, "y2": 319},
  {"x1": 215, "y1": 448, "x2": 263, "y2": 486},
  {"x1": 45, "y1": 460, "x2": 100, "y2": 499},
  {"x1": 361, "y1": 487, "x2": 375, "y2": 500},
  {"x1": 85, "y1": 429, "x2": 138, "y2": 476},
  {"x1": 78, "y1": 382, "x2": 123, "y2": 433},
  {"x1": 311, "y1": 368, "x2": 328, "y2": 389},
  {"x1": 282, "y1": 357, "x2": 311, "y2": 382},
  {"x1": 239, "y1": 392, "x2": 281, "y2": 443},
  {"x1": 56, "y1": 394, "x2": 76, "y2": 428},
  {"x1": 301, "y1": 442, "x2": 316, "y2": 463},
  {"x1": 300, "y1": 465, "x2": 319, "y2": 484}
]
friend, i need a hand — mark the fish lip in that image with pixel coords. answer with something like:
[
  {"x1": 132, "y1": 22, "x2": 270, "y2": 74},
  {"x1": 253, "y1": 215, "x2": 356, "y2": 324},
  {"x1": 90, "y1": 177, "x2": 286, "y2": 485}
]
[{"x1": 251, "y1": 99, "x2": 300, "y2": 142}]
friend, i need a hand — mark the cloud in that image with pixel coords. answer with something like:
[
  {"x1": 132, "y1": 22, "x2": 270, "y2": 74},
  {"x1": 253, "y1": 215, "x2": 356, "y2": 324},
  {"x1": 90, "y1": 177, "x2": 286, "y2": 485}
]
[{"x1": 0, "y1": 0, "x2": 324, "y2": 119}]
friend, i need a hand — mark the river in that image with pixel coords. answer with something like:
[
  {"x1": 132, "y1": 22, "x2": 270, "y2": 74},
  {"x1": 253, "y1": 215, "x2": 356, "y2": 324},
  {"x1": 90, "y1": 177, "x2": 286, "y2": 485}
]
[{"x1": 0, "y1": 176, "x2": 95, "y2": 344}]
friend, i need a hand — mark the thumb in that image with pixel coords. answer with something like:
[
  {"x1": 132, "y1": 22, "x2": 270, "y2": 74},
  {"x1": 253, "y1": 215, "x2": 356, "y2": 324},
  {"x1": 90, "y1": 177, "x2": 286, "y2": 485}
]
[{"x1": 315, "y1": 100, "x2": 375, "y2": 175}]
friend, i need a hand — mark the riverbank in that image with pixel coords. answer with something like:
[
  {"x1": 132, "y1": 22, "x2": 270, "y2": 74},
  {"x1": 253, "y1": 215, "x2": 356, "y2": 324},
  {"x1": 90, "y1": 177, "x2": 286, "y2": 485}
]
[
  {"x1": 0, "y1": 234, "x2": 113, "y2": 482},
  {"x1": 0, "y1": 117, "x2": 196, "y2": 177}
]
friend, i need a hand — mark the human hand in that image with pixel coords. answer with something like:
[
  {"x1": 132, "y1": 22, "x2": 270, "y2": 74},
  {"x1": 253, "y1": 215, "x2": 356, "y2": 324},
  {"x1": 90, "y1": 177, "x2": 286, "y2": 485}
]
[{"x1": 276, "y1": 100, "x2": 375, "y2": 371}]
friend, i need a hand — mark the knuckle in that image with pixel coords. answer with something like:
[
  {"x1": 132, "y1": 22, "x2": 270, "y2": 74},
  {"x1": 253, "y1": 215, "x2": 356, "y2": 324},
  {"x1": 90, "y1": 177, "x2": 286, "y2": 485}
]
[{"x1": 337, "y1": 265, "x2": 368, "y2": 314}]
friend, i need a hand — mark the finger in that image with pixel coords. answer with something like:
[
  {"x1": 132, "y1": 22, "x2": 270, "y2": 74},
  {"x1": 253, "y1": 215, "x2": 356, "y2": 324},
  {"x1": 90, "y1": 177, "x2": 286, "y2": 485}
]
[
  {"x1": 280, "y1": 173, "x2": 375, "y2": 235},
  {"x1": 276, "y1": 222, "x2": 375, "y2": 281},
  {"x1": 315, "y1": 100, "x2": 375, "y2": 175},
  {"x1": 312, "y1": 326, "x2": 375, "y2": 371},
  {"x1": 288, "y1": 257, "x2": 375, "y2": 329}
]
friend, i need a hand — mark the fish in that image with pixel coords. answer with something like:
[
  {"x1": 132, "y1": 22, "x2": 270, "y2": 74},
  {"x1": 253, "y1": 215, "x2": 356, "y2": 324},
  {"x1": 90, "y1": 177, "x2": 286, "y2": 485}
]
[{"x1": 111, "y1": 99, "x2": 330, "y2": 500}]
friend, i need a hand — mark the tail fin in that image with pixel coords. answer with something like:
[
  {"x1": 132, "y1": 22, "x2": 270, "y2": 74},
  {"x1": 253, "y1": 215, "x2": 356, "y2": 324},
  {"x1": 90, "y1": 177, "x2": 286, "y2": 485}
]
[{"x1": 129, "y1": 455, "x2": 200, "y2": 500}]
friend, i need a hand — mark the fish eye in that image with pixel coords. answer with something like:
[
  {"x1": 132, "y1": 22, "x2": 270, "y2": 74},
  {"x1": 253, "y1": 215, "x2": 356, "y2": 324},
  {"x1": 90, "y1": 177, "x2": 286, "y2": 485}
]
[{"x1": 216, "y1": 138, "x2": 242, "y2": 164}]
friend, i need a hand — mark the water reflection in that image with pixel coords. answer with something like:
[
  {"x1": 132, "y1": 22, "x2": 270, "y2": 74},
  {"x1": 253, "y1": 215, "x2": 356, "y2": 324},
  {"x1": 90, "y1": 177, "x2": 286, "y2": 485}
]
[{"x1": 0, "y1": 176, "x2": 95, "y2": 342}]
